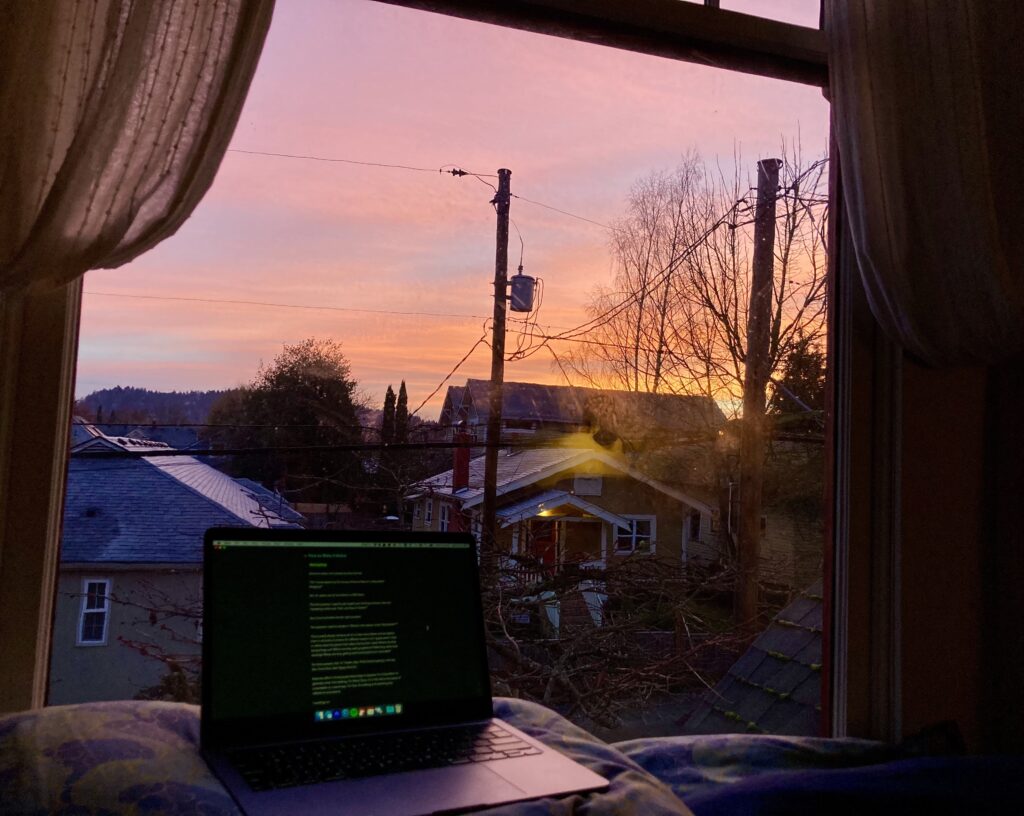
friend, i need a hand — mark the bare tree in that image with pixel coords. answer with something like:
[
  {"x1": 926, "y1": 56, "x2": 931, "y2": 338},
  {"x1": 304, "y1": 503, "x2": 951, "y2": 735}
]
[
  {"x1": 558, "y1": 148, "x2": 828, "y2": 624},
  {"x1": 560, "y1": 148, "x2": 828, "y2": 415}
]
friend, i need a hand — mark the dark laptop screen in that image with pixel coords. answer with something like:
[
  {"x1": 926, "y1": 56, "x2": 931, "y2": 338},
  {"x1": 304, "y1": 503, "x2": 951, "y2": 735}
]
[{"x1": 202, "y1": 530, "x2": 492, "y2": 746}]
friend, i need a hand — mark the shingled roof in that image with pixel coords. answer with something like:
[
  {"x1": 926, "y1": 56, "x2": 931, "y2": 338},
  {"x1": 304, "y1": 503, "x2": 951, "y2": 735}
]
[
  {"x1": 443, "y1": 379, "x2": 725, "y2": 437},
  {"x1": 62, "y1": 432, "x2": 300, "y2": 564},
  {"x1": 683, "y1": 579, "x2": 824, "y2": 736},
  {"x1": 413, "y1": 445, "x2": 711, "y2": 514}
]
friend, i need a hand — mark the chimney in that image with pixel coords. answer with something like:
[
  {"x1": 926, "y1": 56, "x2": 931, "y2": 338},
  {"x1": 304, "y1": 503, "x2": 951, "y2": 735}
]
[{"x1": 453, "y1": 430, "x2": 471, "y2": 491}]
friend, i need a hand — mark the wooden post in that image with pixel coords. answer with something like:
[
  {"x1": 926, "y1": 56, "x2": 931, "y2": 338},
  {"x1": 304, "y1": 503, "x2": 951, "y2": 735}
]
[
  {"x1": 481, "y1": 169, "x2": 511, "y2": 580},
  {"x1": 736, "y1": 158, "x2": 781, "y2": 628}
]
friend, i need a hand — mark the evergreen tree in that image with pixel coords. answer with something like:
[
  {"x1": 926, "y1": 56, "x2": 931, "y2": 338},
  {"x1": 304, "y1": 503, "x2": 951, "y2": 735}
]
[
  {"x1": 768, "y1": 333, "x2": 826, "y2": 431},
  {"x1": 207, "y1": 338, "x2": 363, "y2": 502},
  {"x1": 395, "y1": 381, "x2": 409, "y2": 443},
  {"x1": 381, "y1": 385, "x2": 396, "y2": 444}
]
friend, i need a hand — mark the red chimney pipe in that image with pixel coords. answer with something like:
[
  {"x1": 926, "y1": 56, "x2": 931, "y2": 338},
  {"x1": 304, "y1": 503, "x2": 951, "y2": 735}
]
[{"x1": 453, "y1": 431, "x2": 471, "y2": 491}]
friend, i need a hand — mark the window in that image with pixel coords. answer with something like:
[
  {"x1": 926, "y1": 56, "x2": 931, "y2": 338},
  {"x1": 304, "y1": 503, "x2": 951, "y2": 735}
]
[
  {"x1": 615, "y1": 517, "x2": 656, "y2": 554},
  {"x1": 77, "y1": 579, "x2": 110, "y2": 646},
  {"x1": 688, "y1": 511, "x2": 702, "y2": 541},
  {"x1": 17, "y1": 0, "x2": 833, "y2": 738}
]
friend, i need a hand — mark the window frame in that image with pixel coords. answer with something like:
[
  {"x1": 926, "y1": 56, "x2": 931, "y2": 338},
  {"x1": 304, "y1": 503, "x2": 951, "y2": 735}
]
[
  {"x1": 614, "y1": 515, "x2": 657, "y2": 555},
  {"x1": 2, "y1": 1, "x2": 874, "y2": 734},
  {"x1": 439, "y1": 503, "x2": 450, "y2": 532},
  {"x1": 76, "y1": 578, "x2": 111, "y2": 647},
  {"x1": 425, "y1": 499, "x2": 434, "y2": 526}
]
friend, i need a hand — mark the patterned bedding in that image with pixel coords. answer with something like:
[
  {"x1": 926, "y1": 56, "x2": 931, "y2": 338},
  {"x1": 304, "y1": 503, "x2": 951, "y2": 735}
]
[
  {"x1": 0, "y1": 698, "x2": 691, "y2": 815},
  {"x1": 4, "y1": 698, "x2": 1020, "y2": 815}
]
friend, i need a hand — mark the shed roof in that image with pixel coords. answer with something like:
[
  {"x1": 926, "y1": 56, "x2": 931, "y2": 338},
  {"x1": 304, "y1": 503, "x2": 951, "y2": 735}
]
[{"x1": 682, "y1": 579, "x2": 823, "y2": 736}]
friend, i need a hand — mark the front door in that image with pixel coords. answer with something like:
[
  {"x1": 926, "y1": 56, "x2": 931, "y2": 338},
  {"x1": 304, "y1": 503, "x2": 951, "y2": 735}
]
[{"x1": 527, "y1": 519, "x2": 559, "y2": 568}]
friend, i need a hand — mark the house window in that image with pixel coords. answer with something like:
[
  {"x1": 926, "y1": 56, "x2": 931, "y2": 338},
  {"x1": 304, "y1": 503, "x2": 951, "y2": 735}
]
[
  {"x1": 413, "y1": 502, "x2": 421, "y2": 522},
  {"x1": 689, "y1": 511, "x2": 702, "y2": 541},
  {"x1": 573, "y1": 475, "x2": 602, "y2": 496},
  {"x1": 425, "y1": 499, "x2": 434, "y2": 526},
  {"x1": 439, "y1": 503, "x2": 450, "y2": 532},
  {"x1": 77, "y1": 578, "x2": 110, "y2": 646},
  {"x1": 615, "y1": 517, "x2": 656, "y2": 554}
]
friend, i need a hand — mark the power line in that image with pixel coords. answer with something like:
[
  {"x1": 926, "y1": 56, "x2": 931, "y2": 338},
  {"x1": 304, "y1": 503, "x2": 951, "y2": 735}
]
[
  {"x1": 227, "y1": 148, "x2": 497, "y2": 177},
  {"x1": 411, "y1": 332, "x2": 489, "y2": 417},
  {"x1": 83, "y1": 291, "x2": 490, "y2": 322},
  {"x1": 511, "y1": 193, "x2": 616, "y2": 231},
  {"x1": 227, "y1": 147, "x2": 616, "y2": 235}
]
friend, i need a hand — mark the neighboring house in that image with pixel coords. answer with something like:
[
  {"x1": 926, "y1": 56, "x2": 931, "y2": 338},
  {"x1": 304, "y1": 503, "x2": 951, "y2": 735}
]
[
  {"x1": 49, "y1": 430, "x2": 300, "y2": 705},
  {"x1": 439, "y1": 379, "x2": 725, "y2": 445},
  {"x1": 71, "y1": 415, "x2": 201, "y2": 450},
  {"x1": 434, "y1": 380, "x2": 819, "y2": 587},
  {"x1": 408, "y1": 445, "x2": 714, "y2": 576}
]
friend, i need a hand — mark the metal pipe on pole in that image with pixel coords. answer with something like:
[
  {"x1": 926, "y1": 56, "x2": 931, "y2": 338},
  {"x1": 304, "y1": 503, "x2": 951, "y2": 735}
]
[
  {"x1": 481, "y1": 168, "x2": 511, "y2": 580},
  {"x1": 736, "y1": 157, "x2": 781, "y2": 628}
]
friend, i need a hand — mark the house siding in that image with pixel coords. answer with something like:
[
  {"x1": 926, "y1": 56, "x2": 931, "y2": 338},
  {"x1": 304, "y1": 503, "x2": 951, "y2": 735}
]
[
  {"x1": 488, "y1": 461, "x2": 693, "y2": 568},
  {"x1": 49, "y1": 567, "x2": 202, "y2": 705}
]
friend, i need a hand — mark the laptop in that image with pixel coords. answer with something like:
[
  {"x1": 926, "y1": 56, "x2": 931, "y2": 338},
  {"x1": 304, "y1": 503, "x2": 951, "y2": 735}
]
[{"x1": 201, "y1": 527, "x2": 608, "y2": 815}]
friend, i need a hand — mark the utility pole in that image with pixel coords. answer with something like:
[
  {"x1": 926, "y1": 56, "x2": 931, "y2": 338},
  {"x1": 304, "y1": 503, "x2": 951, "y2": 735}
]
[
  {"x1": 736, "y1": 157, "x2": 781, "y2": 629},
  {"x1": 481, "y1": 168, "x2": 511, "y2": 579}
]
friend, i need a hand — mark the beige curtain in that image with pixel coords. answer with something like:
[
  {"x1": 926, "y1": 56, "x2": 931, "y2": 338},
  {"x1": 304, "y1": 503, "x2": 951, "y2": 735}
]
[
  {"x1": 0, "y1": 0, "x2": 275, "y2": 293},
  {"x1": 826, "y1": 1, "x2": 1024, "y2": 366}
]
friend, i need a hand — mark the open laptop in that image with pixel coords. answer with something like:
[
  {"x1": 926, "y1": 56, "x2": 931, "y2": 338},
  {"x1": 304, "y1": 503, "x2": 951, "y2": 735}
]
[{"x1": 201, "y1": 527, "x2": 608, "y2": 815}]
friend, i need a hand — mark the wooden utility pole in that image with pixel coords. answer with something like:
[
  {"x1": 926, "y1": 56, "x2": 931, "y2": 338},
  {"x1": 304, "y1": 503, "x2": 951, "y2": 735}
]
[
  {"x1": 481, "y1": 168, "x2": 511, "y2": 579},
  {"x1": 736, "y1": 158, "x2": 781, "y2": 629}
]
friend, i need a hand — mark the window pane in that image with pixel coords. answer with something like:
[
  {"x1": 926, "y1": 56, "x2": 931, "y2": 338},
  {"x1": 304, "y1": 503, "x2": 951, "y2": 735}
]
[
  {"x1": 55, "y1": 0, "x2": 829, "y2": 740},
  {"x1": 724, "y1": 0, "x2": 820, "y2": 27},
  {"x1": 80, "y1": 610, "x2": 105, "y2": 643}
]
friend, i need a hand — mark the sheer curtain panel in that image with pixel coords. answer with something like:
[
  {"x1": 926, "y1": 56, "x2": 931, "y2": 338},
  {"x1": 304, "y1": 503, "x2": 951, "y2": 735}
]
[
  {"x1": 826, "y1": 1, "x2": 1024, "y2": 366},
  {"x1": 0, "y1": 0, "x2": 274, "y2": 293}
]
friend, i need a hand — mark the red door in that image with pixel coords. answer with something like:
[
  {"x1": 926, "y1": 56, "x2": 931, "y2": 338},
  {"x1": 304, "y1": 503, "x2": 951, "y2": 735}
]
[{"x1": 528, "y1": 520, "x2": 558, "y2": 567}]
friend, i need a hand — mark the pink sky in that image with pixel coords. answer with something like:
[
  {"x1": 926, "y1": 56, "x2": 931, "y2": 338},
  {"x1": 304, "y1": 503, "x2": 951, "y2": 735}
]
[{"x1": 76, "y1": 0, "x2": 827, "y2": 419}]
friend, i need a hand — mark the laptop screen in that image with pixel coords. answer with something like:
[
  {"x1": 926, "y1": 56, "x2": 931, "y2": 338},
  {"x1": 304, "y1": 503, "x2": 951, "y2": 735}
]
[{"x1": 202, "y1": 529, "x2": 492, "y2": 747}]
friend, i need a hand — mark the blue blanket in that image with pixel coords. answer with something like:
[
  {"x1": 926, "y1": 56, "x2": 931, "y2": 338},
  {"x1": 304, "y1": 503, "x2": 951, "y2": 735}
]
[{"x1": 3, "y1": 699, "x2": 1022, "y2": 815}]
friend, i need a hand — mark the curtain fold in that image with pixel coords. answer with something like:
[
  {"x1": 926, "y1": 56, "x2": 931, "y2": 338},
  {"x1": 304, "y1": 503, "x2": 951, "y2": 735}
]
[
  {"x1": 0, "y1": 0, "x2": 274, "y2": 293},
  {"x1": 826, "y1": 1, "x2": 1024, "y2": 366}
]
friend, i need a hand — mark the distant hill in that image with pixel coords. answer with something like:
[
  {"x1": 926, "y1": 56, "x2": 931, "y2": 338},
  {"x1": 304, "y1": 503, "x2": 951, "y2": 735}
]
[{"x1": 75, "y1": 386, "x2": 227, "y2": 425}]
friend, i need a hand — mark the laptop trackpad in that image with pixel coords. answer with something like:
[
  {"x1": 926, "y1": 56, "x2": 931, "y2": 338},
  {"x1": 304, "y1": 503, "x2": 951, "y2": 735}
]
[{"x1": 238, "y1": 764, "x2": 527, "y2": 816}]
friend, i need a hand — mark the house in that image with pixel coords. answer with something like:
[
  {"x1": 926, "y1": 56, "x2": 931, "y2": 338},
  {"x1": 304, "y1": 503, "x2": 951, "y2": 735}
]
[
  {"x1": 439, "y1": 379, "x2": 725, "y2": 446},
  {"x1": 409, "y1": 442, "x2": 714, "y2": 577},
  {"x1": 71, "y1": 416, "x2": 201, "y2": 450},
  {"x1": 48, "y1": 431, "x2": 301, "y2": 705}
]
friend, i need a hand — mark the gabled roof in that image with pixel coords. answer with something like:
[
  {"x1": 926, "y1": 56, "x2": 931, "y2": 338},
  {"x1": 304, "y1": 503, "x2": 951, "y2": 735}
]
[
  {"x1": 413, "y1": 445, "x2": 712, "y2": 515},
  {"x1": 496, "y1": 489, "x2": 633, "y2": 530},
  {"x1": 439, "y1": 385, "x2": 466, "y2": 425},
  {"x1": 450, "y1": 379, "x2": 726, "y2": 436},
  {"x1": 234, "y1": 478, "x2": 306, "y2": 524},
  {"x1": 62, "y1": 432, "x2": 300, "y2": 564},
  {"x1": 683, "y1": 579, "x2": 823, "y2": 736}
]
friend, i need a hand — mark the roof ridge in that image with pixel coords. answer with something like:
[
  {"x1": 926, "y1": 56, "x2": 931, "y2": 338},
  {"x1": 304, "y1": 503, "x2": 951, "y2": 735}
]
[{"x1": 142, "y1": 455, "x2": 265, "y2": 526}]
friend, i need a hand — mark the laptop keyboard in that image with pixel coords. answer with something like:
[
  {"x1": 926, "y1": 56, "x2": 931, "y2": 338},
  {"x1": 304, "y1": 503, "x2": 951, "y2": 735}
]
[{"x1": 227, "y1": 722, "x2": 542, "y2": 791}]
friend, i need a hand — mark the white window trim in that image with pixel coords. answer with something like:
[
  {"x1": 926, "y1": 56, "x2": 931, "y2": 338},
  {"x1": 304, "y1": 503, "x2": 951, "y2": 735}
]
[
  {"x1": 439, "y1": 503, "x2": 450, "y2": 532},
  {"x1": 76, "y1": 577, "x2": 111, "y2": 646},
  {"x1": 425, "y1": 499, "x2": 434, "y2": 525},
  {"x1": 614, "y1": 515, "x2": 657, "y2": 555}
]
